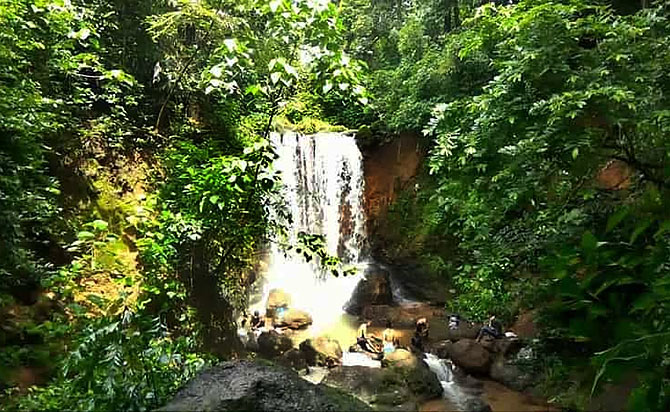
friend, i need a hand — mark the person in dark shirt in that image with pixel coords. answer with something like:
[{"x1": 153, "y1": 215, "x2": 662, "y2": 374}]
[
  {"x1": 476, "y1": 315, "x2": 502, "y2": 341},
  {"x1": 250, "y1": 310, "x2": 265, "y2": 330}
]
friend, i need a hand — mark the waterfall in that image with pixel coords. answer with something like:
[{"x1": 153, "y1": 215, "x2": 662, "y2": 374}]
[
  {"x1": 424, "y1": 353, "x2": 453, "y2": 383},
  {"x1": 249, "y1": 131, "x2": 366, "y2": 336},
  {"x1": 425, "y1": 353, "x2": 480, "y2": 410}
]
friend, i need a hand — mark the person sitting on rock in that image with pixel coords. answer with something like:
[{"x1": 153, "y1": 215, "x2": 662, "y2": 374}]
[
  {"x1": 476, "y1": 314, "x2": 503, "y2": 342},
  {"x1": 358, "y1": 320, "x2": 372, "y2": 339},
  {"x1": 382, "y1": 320, "x2": 396, "y2": 354},
  {"x1": 448, "y1": 314, "x2": 460, "y2": 330},
  {"x1": 357, "y1": 321, "x2": 382, "y2": 354},
  {"x1": 416, "y1": 317, "x2": 429, "y2": 339},
  {"x1": 251, "y1": 310, "x2": 265, "y2": 330}
]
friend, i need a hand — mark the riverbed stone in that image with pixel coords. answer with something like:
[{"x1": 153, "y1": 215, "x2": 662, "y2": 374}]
[
  {"x1": 489, "y1": 354, "x2": 534, "y2": 391},
  {"x1": 273, "y1": 308, "x2": 313, "y2": 329},
  {"x1": 381, "y1": 349, "x2": 417, "y2": 369},
  {"x1": 299, "y1": 336, "x2": 343, "y2": 367},
  {"x1": 257, "y1": 330, "x2": 293, "y2": 358},
  {"x1": 279, "y1": 348, "x2": 308, "y2": 371},
  {"x1": 448, "y1": 339, "x2": 492, "y2": 375},
  {"x1": 159, "y1": 360, "x2": 370, "y2": 412},
  {"x1": 403, "y1": 359, "x2": 444, "y2": 401},
  {"x1": 428, "y1": 340, "x2": 453, "y2": 359},
  {"x1": 444, "y1": 323, "x2": 481, "y2": 341},
  {"x1": 462, "y1": 397, "x2": 493, "y2": 412},
  {"x1": 323, "y1": 361, "x2": 441, "y2": 409}
]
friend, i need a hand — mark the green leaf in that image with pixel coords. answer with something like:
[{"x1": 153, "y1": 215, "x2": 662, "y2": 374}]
[
  {"x1": 606, "y1": 208, "x2": 629, "y2": 233},
  {"x1": 630, "y1": 218, "x2": 653, "y2": 244},
  {"x1": 91, "y1": 220, "x2": 108, "y2": 232},
  {"x1": 77, "y1": 231, "x2": 95, "y2": 240},
  {"x1": 581, "y1": 231, "x2": 598, "y2": 253}
]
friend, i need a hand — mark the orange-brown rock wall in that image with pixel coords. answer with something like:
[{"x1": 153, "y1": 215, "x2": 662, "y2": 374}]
[{"x1": 361, "y1": 133, "x2": 425, "y2": 238}]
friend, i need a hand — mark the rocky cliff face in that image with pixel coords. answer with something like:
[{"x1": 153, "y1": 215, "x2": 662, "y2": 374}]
[{"x1": 360, "y1": 133, "x2": 424, "y2": 243}]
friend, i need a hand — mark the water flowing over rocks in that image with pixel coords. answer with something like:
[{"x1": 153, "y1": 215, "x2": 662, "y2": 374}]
[{"x1": 158, "y1": 360, "x2": 369, "y2": 412}]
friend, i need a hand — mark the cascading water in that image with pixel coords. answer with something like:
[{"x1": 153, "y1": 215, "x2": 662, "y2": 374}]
[
  {"x1": 249, "y1": 131, "x2": 366, "y2": 339},
  {"x1": 424, "y1": 353, "x2": 481, "y2": 410}
]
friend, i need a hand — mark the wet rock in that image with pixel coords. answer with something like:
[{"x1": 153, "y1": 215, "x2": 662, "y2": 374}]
[
  {"x1": 479, "y1": 337, "x2": 523, "y2": 356},
  {"x1": 273, "y1": 308, "x2": 313, "y2": 329},
  {"x1": 279, "y1": 348, "x2": 308, "y2": 371},
  {"x1": 403, "y1": 359, "x2": 444, "y2": 401},
  {"x1": 266, "y1": 288, "x2": 291, "y2": 317},
  {"x1": 427, "y1": 340, "x2": 453, "y2": 359},
  {"x1": 159, "y1": 360, "x2": 369, "y2": 412},
  {"x1": 257, "y1": 330, "x2": 293, "y2": 358},
  {"x1": 382, "y1": 350, "x2": 442, "y2": 402},
  {"x1": 323, "y1": 366, "x2": 389, "y2": 404},
  {"x1": 323, "y1": 361, "x2": 441, "y2": 409},
  {"x1": 381, "y1": 349, "x2": 417, "y2": 369},
  {"x1": 360, "y1": 303, "x2": 445, "y2": 329},
  {"x1": 447, "y1": 339, "x2": 492, "y2": 375},
  {"x1": 444, "y1": 323, "x2": 481, "y2": 341},
  {"x1": 345, "y1": 268, "x2": 393, "y2": 315},
  {"x1": 489, "y1": 355, "x2": 534, "y2": 392},
  {"x1": 462, "y1": 397, "x2": 493, "y2": 412},
  {"x1": 300, "y1": 336, "x2": 343, "y2": 367}
]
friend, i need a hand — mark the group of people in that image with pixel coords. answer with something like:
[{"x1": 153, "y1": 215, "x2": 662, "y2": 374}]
[
  {"x1": 354, "y1": 317, "x2": 430, "y2": 358},
  {"x1": 353, "y1": 313, "x2": 511, "y2": 359}
]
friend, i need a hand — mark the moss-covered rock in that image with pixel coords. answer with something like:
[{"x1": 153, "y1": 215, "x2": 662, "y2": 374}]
[{"x1": 159, "y1": 360, "x2": 370, "y2": 412}]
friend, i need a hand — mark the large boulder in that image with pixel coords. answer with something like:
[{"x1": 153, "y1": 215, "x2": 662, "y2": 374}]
[
  {"x1": 257, "y1": 330, "x2": 293, "y2": 359},
  {"x1": 444, "y1": 323, "x2": 481, "y2": 341},
  {"x1": 159, "y1": 360, "x2": 370, "y2": 412},
  {"x1": 381, "y1": 349, "x2": 417, "y2": 369},
  {"x1": 278, "y1": 348, "x2": 308, "y2": 372},
  {"x1": 323, "y1": 366, "x2": 388, "y2": 404},
  {"x1": 490, "y1": 355, "x2": 533, "y2": 391},
  {"x1": 427, "y1": 340, "x2": 453, "y2": 359},
  {"x1": 323, "y1": 360, "x2": 442, "y2": 409},
  {"x1": 381, "y1": 349, "x2": 442, "y2": 402},
  {"x1": 299, "y1": 336, "x2": 343, "y2": 367},
  {"x1": 479, "y1": 337, "x2": 522, "y2": 356},
  {"x1": 345, "y1": 268, "x2": 393, "y2": 315},
  {"x1": 488, "y1": 344, "x2": 536, "y2": 391},
  {"x1": 266, "y1": 289, "x2": 291, "y2": 317},
  {"x1": 448, "y1": 339, "x2": 492, "y2": 375},
  {"x1": 273, "y1": 308, "x2": 313, "y2": 329},
  {"x1": 403, "y1": 359, "x2": 444, "y2": 402}
]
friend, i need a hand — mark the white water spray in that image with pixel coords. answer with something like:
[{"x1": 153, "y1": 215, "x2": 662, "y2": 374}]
[{"x1": 250, "y1": 131, "x2": 366, "y2": 336}]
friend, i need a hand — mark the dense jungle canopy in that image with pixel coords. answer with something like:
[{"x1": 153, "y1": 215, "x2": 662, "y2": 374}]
[{"x1": 0, "y1": 0, "x2": 668, "y2": 411}]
